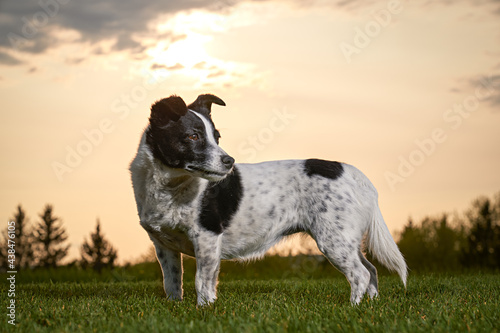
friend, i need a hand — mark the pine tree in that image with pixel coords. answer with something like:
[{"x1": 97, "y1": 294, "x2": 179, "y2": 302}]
[
  {"x1": 81, "y1": 219, "x2": 118, "y2": 272},
  {"x1": 34, "y1": 205, "x2": 70, "y2": 268},
  {"x1": 0, "y1": 205, "x2": 35, "y2": 270},
  {"x1": 12, "y1": 205, "x2": 34, "y2": 269}
]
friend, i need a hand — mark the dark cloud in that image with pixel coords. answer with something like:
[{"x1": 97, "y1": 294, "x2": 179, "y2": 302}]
[
  {"x1": 0, "y1": 0, "x2": 235, "y2": 56},
  {"x1": 0, "y1": 0, "x2": 498, "y2": 62},
  {"x1": 469, "y1": 73, "x2": 500, "y2": 108},
  {"x1": 65, "y1": 57, "x2": 85, "y2": 65},
  {"x1": 0, "y1": 0, "x2": 388, "y2": 57},
  {"x1": 0, "y1": 50, "x2": 24, "y2": 65}
]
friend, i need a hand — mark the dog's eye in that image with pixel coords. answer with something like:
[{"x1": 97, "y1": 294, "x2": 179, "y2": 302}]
[{"x1": 188, "y1": 134, "x2": 199, "y2": 141}]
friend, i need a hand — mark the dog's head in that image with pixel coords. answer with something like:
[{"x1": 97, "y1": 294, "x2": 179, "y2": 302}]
[{"x1": 145, "y1": 94, "x2": 234, "y2": 181}]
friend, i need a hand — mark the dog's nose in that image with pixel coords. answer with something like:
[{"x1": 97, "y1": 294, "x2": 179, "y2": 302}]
[{"x1": 221, "y1": 155, "x2": 235, "y2": 169}]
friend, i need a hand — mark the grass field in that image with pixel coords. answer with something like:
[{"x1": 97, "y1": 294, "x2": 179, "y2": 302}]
[{"x1": 2, "y1": 271, "x2": 499, "y2": 332}]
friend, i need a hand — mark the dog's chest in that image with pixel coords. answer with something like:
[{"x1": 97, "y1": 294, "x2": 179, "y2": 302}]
[
  {"x1": 145, "y1": 223, "x2": 195, "y2": 256},
  {"x1": 139, "y1": 197, "x2": 199, "y2": 256}
]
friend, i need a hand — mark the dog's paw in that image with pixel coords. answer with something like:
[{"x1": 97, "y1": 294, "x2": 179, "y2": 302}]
[{"x1": 197, "y1": 295, "x2": 216, "y2": 307}]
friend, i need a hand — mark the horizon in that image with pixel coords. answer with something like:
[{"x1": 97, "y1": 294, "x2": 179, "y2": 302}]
[{"x1": 1, "y1": 0, "x2": 499, "y2": 263}]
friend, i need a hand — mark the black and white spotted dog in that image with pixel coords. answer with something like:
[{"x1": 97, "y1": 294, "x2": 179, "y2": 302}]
[{"x1": 130, "y1": 94, "x2": 407, "y2": 306}]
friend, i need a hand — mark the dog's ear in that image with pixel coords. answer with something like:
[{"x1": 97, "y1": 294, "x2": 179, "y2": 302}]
[
  {"x1": 149, "y1": 95, "x2": 188, "y2": 126},
  {"x1": 188, "y1": 94, "x2": 225, "y2": 116}
]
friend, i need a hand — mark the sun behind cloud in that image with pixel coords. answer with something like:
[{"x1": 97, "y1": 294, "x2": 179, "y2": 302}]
[
  {"x1": 145, "y1": 8, "x2": 266, "y2": 89},
  {"x1": 148, "y1": 32, "x2": 212, "y2": 70}
]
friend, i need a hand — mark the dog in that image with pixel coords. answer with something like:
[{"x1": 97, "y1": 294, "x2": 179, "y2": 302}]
[{"x1": 130, "y1": 94, "x2": 407, "y2": 306}]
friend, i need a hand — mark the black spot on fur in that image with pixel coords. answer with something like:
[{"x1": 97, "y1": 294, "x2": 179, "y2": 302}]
[
  {"x1": 199, "y1": 167, "x2": 243, "y2": 234},
  {"x1": 318, "y1": 203, "x2": 328, "y2": 213},
  {"x1": 268, "y1": 206, "x2": 276, "y2": 218},
  {"x1": 304, "y1": 159, "x2": 344, "y2": 181}
]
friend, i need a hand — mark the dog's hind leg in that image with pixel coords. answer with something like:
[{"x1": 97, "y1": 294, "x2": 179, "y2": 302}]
[
  {"x1": 154, "y1": 243, "x2": 183, "y2": 301},
  {"x1": 359, "y1": 250, "x2": 378, "y2": 298},
  {"x1": 311, "y1": 226, "x2": 371, "y2": 305},
  {"x1": 193, "y1": 232, "x2": 223, "y2": 306}
]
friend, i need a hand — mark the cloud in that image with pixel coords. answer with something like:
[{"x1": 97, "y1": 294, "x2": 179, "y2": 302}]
[
  {"x1": 0, "y1": 0, "x2": 233, "y2": 56},
  {"x1": 0, "y1": 0, "x2": 394, "y2": 56},
  {"x1": 483, "y1": 74, "x2": 500, "y2": 108},
  {"x1": 193, "y1": 61, "x2": 209, "y2": 70},
  {"x1": 469, "y1": 73, "x2": 500, "y2": 108},
  {"x1": 0, "y1": 50, "x2": 24, "y2": 65},
  {"x1": 193, "y1": 61, "x2": 219, "y2": 70},
  {"x1": 150, "y1": 63, "x2": 184, "y2": 71},
  {"x1": 65, "y1": 57, "x2": 85, "y2": 65},
  {"x1": 207, "y1": 69, "x2": 226, "y2": 79},
  {"x1": 2, "y1": 0, "x2": 497, "y2": 57}
]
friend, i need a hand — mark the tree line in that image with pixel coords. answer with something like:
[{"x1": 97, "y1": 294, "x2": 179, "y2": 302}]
[
  {"x1": 396, "y1": 191, "x2": 500, "y2": 272},
  {"x1": 0, "y1": 204, "x2": 117, "y2": 272}
]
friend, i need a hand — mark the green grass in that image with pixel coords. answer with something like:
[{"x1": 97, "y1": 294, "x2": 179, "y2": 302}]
[{"x1": 2, "y1": 272, "x2": 499, "y2": 332}]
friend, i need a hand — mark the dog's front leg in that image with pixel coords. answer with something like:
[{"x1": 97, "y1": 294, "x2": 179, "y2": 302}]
[
  {"x1": 193, "y1": 232, "x2": 222, "y2": 306},
  {"x1": 153, "y1": 242, "x2": 183, "y2": 301}
]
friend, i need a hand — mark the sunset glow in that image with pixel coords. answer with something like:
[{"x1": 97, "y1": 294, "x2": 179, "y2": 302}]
[{"x1": 0, "y1": 0, "x2": 499, "y2": 263}]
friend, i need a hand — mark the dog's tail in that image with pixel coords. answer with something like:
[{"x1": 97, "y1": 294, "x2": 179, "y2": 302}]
[{"x1": 366, "y1": 204, "x2": 407, "y2": 287}]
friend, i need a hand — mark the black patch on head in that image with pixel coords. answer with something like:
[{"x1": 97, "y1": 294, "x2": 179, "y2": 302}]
[
  {"x1": 150, "y1": 96, "x2": 188, "y2": 124},
  {"x1": 198, "y1": 167, "x2": 243, "y2": 234},
  {"x1": 145, "y1": 95, "x2": 224, "y2": 169},
  {"x1": 304, "y1": 159, "x2": 344, "y2": 181}
]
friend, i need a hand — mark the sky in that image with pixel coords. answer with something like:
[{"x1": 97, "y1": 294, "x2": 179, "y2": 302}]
[{"x1": 0, "y1": 0, "x2": 499, "y2": 263}]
